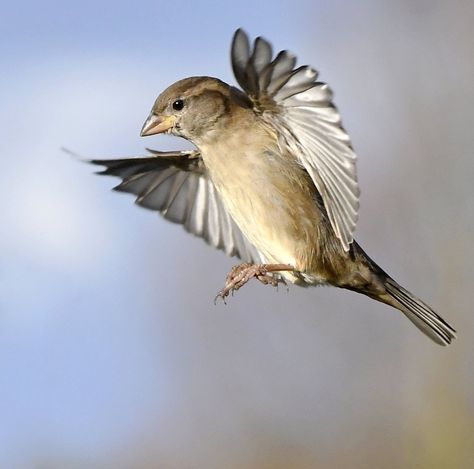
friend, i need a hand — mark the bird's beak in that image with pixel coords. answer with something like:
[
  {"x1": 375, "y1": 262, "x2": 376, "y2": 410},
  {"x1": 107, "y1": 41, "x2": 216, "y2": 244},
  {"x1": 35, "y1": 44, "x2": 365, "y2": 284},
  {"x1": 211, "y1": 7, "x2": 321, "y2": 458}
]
[{"x1": 140, "y1": 114, "x2": 176, "y2": 136}]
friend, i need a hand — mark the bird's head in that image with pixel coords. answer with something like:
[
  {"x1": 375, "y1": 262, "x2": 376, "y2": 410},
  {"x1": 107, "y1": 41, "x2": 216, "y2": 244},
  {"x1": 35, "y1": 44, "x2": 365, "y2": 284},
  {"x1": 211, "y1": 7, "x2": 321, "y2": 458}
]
[{"x1": 140, "y1": 76, "x2": 250, "y2": 145}]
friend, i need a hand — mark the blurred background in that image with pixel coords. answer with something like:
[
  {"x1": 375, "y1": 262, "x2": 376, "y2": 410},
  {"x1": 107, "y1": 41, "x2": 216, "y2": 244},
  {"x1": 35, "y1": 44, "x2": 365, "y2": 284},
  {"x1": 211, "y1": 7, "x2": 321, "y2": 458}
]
[{"x1": 1, "y1": 0, "x2": 473, "y2": 467}]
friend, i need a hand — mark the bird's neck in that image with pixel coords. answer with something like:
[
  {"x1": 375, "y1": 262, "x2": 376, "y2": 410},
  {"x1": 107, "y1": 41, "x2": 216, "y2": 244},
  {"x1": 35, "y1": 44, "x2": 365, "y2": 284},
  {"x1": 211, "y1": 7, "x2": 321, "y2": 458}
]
[{"x1": 192, "y1": 104, "x2": 257, "y2": 149}]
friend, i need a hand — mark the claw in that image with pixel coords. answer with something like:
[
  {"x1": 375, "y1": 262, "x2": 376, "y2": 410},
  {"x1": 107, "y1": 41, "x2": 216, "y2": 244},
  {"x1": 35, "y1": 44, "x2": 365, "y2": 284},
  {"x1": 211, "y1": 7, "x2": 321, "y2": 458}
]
[{"x1": 214, "y1": 263, "x2": 293, "y2": 302}]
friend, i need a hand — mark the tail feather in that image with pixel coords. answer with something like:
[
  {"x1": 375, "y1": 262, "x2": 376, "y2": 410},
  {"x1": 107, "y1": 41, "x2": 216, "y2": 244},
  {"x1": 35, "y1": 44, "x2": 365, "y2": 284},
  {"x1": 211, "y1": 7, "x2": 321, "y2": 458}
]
[{"x1": 384, "y1": 278, "x2": 456, "y2": 346}]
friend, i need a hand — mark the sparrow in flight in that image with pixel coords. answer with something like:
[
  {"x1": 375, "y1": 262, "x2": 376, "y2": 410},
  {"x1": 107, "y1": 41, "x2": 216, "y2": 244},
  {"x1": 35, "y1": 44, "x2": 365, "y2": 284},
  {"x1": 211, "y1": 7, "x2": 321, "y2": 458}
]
[{"x1": 89, "y1": 29, "x2": 456, "y2": 345}]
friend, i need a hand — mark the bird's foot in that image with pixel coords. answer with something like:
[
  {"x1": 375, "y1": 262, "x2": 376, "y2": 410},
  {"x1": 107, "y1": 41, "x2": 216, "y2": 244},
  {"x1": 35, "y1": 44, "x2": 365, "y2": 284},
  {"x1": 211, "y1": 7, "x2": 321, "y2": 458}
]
[{"x1": 214, "y1": 263, "x2": 293, "y2": 303}]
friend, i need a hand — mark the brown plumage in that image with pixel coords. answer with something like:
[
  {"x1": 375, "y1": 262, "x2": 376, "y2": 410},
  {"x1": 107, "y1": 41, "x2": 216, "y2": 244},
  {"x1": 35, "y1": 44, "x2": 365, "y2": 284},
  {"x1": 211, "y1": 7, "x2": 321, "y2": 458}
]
[{"x1": 89, "y1": 30, "x2": 456, "y2": 345}]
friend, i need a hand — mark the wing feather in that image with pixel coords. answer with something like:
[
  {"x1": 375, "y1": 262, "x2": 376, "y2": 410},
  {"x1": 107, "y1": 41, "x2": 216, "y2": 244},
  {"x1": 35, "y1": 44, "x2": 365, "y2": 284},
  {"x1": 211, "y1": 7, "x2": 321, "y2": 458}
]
[
  {"x1": 231, "y1": 29, "x2": 360, "y2": 251},
  {"x1": 89, "y1": 150, "x2": 261, "y2": 263}
]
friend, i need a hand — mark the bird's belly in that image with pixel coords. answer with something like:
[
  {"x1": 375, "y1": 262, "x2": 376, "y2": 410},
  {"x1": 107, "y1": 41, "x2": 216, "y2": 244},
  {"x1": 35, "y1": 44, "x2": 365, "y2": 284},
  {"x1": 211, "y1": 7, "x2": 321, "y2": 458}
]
[
  {"x1": 223, "y1": 187, "x2": 304, "y2": 266},
  {"x1": 203, "y1": 145, "x2": 324, "y2": 278}
]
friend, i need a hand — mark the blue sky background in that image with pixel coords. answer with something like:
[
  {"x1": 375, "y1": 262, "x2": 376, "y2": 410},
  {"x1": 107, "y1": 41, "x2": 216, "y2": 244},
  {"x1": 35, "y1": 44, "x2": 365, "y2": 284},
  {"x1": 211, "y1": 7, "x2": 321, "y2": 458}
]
[{"x1": 1, "y1": 1, "x2": 473, "y2": 467}]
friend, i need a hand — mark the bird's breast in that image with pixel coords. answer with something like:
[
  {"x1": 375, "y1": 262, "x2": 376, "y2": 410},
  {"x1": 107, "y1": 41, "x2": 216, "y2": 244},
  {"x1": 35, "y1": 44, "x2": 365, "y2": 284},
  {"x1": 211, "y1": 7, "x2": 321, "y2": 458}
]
[{"x1": 199, "y1": 128, "x2": 327, "y2": 278}]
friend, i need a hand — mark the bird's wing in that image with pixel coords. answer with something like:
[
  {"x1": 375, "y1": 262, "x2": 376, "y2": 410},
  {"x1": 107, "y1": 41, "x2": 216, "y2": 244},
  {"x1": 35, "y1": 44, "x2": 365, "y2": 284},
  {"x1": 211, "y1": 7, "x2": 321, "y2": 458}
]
[
  {"x1": 89, "y1": 149, "x2": 263, "y2": 263},
  {"x1": 231, "y1": 29, "x2": 359, "y2": 251}
]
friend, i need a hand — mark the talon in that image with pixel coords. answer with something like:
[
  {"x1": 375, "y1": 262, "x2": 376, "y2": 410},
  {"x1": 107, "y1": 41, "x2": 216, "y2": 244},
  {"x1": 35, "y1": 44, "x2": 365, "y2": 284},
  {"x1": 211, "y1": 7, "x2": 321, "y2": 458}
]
[
  {"x1": 214, "y1": 290, "x2": 228, "y2": 304},
  {"x1": 214, "y1": 263, "x2": 294, "y2": 302}
]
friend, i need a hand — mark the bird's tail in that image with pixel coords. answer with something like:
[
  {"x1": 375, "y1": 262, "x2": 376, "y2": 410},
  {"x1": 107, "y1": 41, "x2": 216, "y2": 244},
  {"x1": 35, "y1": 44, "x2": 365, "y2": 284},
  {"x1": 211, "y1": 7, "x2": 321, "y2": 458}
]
[
  {"x1": 350, "y1": 242, "x2": 457, "y2": 346},
  {"x1": 381, "y1": 277, "x2": 456, "y2": 346}
]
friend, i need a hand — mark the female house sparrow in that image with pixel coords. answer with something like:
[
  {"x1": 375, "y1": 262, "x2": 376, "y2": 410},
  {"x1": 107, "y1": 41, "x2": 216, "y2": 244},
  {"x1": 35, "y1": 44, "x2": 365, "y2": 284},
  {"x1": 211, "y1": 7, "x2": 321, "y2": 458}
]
[{"x1": 90, "y1": 29, "x2": 456, "y2": 345}]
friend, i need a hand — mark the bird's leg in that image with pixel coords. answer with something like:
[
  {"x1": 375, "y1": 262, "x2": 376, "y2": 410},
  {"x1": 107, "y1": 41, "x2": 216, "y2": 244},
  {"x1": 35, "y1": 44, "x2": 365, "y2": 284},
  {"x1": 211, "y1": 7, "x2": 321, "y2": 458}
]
[{"x1": 215, "y1": 263, "x2": 294, "y2": 303}]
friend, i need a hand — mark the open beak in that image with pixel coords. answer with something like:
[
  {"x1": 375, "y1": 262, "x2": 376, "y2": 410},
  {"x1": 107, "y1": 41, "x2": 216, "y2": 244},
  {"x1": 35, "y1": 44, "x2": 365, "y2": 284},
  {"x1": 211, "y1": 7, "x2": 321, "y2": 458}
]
[{"x1": 140, "y1": 114, "x2": 176, "y2": 136}]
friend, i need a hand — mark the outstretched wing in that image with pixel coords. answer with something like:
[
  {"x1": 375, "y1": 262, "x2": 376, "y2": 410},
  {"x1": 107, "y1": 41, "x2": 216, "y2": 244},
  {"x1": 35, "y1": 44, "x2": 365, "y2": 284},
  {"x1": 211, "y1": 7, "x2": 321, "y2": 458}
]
[
  {"x1": 89, "y1": 149, "x2": 263, "y2": 263},
  {"x1": 231, "y1": 29, "x2": 360, "y2": 251}
]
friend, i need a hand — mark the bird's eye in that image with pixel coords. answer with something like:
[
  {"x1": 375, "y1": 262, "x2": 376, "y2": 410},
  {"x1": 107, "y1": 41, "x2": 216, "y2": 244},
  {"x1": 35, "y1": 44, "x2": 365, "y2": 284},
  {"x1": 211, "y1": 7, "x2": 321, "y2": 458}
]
[{"x1": 172, "y1": 99, "x2": 184, "y2": 111}]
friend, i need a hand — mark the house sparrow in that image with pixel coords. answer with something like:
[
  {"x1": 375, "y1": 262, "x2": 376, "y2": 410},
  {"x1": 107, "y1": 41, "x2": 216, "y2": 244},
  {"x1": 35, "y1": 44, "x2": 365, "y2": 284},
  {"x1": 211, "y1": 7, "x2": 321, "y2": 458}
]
[{"x1": 89, "y1": 29, "x2": 456, "y2": 345}]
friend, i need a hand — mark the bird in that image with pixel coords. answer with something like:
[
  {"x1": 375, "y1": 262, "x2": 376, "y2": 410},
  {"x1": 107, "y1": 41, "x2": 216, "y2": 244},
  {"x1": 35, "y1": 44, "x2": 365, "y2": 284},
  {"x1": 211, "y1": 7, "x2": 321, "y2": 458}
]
[{"x1": 88, "y1": 29, "x2": 456, "y2": 346}]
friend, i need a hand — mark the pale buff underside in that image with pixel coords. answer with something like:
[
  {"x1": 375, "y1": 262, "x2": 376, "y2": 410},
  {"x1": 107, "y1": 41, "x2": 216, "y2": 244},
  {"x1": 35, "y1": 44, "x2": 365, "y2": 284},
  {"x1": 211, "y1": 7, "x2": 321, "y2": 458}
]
[{"x1": 198, "y1": 120, "x2": 329, "y2": 284}]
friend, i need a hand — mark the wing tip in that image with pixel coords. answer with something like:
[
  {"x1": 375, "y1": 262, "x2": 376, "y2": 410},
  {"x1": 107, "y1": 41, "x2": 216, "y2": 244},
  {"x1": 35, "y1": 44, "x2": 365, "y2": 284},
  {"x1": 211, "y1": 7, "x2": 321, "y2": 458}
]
[
  {"x1": 62, "y1": 147, "x2": 93, "y2": 165},
  {"x1": 232, "y1": 28, "x2": 249, "y2": 51}
]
